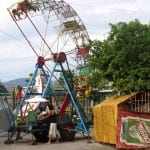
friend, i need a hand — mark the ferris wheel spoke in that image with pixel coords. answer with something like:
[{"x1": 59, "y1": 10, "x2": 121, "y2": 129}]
[{"x1": 8, "y1": 0, "x2": 90, "y2": 69}]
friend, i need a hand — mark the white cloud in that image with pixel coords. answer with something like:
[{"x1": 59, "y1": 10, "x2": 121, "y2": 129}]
[{"x1": 0, "y1": 0, "x2": 150, "y2": 81}]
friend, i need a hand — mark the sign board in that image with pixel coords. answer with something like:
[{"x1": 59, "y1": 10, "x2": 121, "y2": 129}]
[{"x1": 117, "y1": 110, "x2": 150, "y2": 149}]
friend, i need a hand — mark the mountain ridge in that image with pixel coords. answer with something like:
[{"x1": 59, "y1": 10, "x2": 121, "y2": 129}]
[{"x1": 3, "y1": 78, "x2": 28, "y2": 91}]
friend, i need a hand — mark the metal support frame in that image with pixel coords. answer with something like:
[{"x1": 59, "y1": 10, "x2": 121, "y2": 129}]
[
  {"x1": 0, "y1": 93, "x2": 12, "y2": 126},
  {"x1": 59, "y1": 63, "x2": 89, "y2": 134},
  {"x1": 42, "y1": 61, "x2": 89, "y2": 134},
  {"x1": 5, "y1": 0, "x2": 91, "y2": 143},
  {"x1": 10, "y1": 64, "x2": 49, "y2": 127}
]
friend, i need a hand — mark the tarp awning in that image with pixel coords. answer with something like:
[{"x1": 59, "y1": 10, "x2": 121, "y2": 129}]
[{"x1": 93, "y1": 93, "x2": 136, "y2": 144}]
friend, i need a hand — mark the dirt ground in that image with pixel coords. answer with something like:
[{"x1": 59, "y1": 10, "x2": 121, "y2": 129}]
[{"x1": 0, "y1": 128, "x2": 116, "y2": 150}]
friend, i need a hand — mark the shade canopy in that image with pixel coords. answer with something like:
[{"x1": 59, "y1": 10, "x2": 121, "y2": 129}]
[{"x1": 25, "y1": 96, "x2": 48, "y2": 103}]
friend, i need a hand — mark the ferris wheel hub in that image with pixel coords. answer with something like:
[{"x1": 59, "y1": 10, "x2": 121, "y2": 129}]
[
  {"x1": 37, "y1": 56, "x2": 45, "y2": 67},
  {"x1": 37, "y1": 52, "x2": 66, "y2": 67},
  {"x1": 53, "y1": 52, "x2": 66, "y2": 63}
]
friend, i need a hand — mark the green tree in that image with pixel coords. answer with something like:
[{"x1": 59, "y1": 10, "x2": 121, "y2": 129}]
[{"x1": 87, "y1": 19, "x2": 150, "y2": 93}]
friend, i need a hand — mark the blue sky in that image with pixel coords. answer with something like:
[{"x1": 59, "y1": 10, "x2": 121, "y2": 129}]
[{"x1": 0, "y1": 0, "x2": 150, "y2": 82}]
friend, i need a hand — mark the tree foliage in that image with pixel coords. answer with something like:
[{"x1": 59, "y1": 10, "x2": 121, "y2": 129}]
[{"x1": 87, "y1": 19, "x2": 150, "y2": 93}]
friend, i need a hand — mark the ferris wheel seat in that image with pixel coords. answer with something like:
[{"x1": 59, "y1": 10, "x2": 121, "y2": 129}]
[
  {"x1": 77, "y1": 47, "x2": 90, "y2": 56},
  {"x1": 9, "y1": 0, "x2": 40, "y2": 21}
]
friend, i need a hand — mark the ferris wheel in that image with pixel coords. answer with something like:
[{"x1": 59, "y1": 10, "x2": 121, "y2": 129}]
[
  {"x1": 5, "y1": 0, "x2": 91, "y2": 143},
  {"x1": 8, "y1": 0, "x2": 90, "y2": 73}
]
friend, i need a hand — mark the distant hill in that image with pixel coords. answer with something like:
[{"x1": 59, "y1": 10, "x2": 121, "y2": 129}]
[
  {"x1": 2, "y1": 78, "x2": 61, "y2": 92},
  {"x1": 3, "y1": 78, "x2": 28, "y2": 91}
]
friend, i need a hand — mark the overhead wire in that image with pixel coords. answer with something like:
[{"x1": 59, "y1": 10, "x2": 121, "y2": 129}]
[
  {"x1": 0, "y1": 30, "x2": 21, "y2": 42},
  {"x1": 0, "y1": 29, "x2": 44, "y2": 52},
  {"x1": 67, "y1": 2, "x2": 97, "y2": 8},
  {"x1": 1, "y1": 1, "x2": 95, "y2": 59},
  {"x1": 0, "y1": 3, "x2": 100, "y2": 43}
]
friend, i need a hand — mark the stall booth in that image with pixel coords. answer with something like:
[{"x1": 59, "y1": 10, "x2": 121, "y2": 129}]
[{"x1": 93, "y1": 92, "x2": 150, "y2": 149}]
